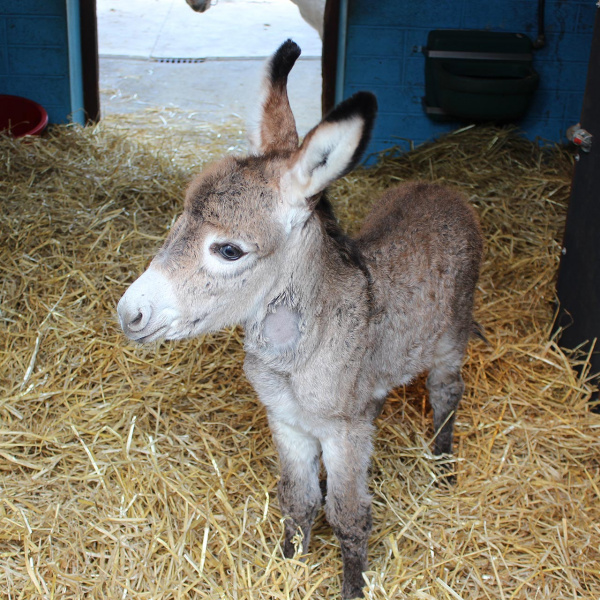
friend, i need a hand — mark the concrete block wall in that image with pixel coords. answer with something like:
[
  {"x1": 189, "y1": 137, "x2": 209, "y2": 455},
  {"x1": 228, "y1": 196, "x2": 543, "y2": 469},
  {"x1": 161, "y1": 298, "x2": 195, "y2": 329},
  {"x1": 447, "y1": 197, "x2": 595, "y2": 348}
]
[
  {"x1": 0, "y1": 0, "x2": 72, "y2": 124},
  {"x1": 343, "y1": 0, "x2": 596, "y2": 156}
]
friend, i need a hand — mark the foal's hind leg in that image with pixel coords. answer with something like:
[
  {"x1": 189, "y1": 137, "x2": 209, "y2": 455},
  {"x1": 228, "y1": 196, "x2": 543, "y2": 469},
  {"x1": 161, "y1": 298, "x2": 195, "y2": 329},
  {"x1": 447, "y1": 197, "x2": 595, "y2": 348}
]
[{"x1": 426, "y1": 330, "x2": 468, "y2": 457}]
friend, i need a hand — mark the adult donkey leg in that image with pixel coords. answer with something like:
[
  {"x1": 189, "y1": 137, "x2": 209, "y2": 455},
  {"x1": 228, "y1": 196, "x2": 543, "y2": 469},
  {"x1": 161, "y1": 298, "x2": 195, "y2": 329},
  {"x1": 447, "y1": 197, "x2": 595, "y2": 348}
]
[
  {"x1": 269, "y1": 418, "x2": 322, "y2": 557},
  {"x1": 322, "y1": 424, "x2": 374, "y2": 599}
]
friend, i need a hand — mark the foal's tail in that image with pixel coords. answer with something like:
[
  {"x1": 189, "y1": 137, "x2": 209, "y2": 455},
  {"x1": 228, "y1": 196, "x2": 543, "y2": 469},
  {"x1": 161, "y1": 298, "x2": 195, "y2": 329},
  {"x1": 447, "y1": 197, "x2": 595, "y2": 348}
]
[{"x1": 472, "y1": 320, "x2": 491, "y2": 345}]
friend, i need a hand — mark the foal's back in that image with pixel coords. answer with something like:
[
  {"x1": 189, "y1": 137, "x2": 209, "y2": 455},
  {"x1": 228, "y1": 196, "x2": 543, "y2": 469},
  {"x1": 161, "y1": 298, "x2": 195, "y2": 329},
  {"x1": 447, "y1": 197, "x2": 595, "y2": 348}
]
[{"x1": 357, "y1": 181, "x2": 483, "y2": 385}]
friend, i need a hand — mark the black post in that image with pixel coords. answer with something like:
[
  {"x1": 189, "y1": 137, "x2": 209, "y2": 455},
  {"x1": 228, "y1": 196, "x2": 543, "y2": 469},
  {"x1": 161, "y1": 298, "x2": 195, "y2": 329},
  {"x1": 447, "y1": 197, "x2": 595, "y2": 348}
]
[
  {"x1": 555, "y1": 7, "x2": 600, "y2": 403},
  {"x1": 322, "y1": 0, "x2": 340, "y2": 116},
  {"x1": 79, "y1": 0, "x2": 100, "y2": 123}
]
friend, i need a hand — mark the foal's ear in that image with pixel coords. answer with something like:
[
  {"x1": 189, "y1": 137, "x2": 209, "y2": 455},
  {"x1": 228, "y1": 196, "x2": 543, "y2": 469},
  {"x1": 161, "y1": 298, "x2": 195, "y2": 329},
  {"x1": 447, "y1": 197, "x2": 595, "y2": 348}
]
[
  {"x1": 285, "y1": 92, "x2": 377, "y2": 200},
  {"x1": 249, "y1": 39, "x2": 301, "y2": 155}
]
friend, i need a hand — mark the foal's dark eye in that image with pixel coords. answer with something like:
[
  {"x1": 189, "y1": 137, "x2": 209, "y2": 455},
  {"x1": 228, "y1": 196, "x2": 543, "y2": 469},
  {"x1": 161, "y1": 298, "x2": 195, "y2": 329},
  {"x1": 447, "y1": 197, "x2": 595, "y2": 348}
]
[{"x1": 215, "y1": 243, "x2": 245, "y2": 261}]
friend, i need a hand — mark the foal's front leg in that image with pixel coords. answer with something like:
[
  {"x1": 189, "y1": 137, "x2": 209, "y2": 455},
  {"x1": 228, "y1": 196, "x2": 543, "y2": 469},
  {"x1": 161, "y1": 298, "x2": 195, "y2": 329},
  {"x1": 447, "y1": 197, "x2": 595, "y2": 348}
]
[
  {"x1": 321, "y1": 423, "x2": 375, "y2": 599},
  {"x1": 269, "y1": 417, "x2": 322, "y2": 557},
  {"x1": 245, "y1": 357, "x2": 322, "y2": 556}
]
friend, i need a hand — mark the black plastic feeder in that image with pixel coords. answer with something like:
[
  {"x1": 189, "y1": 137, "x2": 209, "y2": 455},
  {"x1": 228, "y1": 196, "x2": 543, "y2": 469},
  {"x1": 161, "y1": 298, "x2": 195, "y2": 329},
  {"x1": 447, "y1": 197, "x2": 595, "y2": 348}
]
[{"x1": 423, "y1": 30, "x2": 540, "y2": 123}]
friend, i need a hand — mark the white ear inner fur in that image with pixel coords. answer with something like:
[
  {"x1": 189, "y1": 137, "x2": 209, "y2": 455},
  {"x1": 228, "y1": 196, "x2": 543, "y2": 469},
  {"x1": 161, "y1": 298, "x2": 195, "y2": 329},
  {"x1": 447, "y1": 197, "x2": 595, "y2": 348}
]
[{"x1": 292, "y1": 116, "x2": 364, "y2": 198}]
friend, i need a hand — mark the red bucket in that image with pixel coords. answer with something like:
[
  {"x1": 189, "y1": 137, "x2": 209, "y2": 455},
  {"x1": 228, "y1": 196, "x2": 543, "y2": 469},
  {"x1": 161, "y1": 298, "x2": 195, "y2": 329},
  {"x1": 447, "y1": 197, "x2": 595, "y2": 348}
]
[{"x1": 0, "y1": 95, "x2": 49, "y2": 137}]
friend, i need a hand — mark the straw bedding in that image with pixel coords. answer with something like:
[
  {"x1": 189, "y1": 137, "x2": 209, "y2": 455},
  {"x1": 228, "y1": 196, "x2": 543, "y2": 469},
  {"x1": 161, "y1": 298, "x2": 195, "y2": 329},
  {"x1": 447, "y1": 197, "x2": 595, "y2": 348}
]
[{"x1": 1, "y1": 118, "x2": 599, "y2": 600}]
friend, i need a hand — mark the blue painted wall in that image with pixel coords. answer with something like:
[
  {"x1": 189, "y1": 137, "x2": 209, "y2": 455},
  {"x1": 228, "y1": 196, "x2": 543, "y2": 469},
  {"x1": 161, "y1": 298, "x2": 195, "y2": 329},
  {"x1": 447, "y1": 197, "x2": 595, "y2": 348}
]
[
  {"x1": 342, "y1": 0, "x2": 596, "y2": 156},
  {"x1": 0, "y1": 0, "x2": 75, "y2": 124}
]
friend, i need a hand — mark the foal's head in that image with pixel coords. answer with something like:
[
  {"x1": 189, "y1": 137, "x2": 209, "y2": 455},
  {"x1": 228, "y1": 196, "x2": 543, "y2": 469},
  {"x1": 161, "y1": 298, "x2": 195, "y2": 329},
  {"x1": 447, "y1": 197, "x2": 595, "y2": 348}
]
[{"x1": 117, "y1": 40, "x2": 376, "y2": 343}]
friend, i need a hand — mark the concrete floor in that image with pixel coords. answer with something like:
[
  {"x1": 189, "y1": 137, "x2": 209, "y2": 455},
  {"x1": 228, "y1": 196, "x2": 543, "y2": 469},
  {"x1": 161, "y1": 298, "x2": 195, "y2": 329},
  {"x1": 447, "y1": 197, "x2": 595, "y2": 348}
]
[{"x1": 98, "y1": 0, "x2": 323, "y2": 134}]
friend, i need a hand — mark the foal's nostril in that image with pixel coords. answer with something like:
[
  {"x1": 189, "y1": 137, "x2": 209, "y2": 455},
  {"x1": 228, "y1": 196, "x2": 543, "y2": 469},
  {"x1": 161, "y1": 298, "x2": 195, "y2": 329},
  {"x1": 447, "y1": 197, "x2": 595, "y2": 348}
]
[{"x1": 127, "y1": 306, "x2": 152, "y2": 332}]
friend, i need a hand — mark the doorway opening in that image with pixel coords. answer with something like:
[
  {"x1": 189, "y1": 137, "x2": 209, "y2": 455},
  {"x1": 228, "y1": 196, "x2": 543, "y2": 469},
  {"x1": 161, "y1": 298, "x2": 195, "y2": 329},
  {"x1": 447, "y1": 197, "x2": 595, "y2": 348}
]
[{"x1": 97, "y1": 0, "x2": 323, "y2": 136}]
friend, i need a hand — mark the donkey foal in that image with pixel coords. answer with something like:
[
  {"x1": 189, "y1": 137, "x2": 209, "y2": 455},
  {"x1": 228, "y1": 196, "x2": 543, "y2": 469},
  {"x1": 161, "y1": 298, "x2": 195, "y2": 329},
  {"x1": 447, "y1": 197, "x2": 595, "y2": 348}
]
[{"x1": 117, "y1": 40, "x2": 483, "y2": 599}]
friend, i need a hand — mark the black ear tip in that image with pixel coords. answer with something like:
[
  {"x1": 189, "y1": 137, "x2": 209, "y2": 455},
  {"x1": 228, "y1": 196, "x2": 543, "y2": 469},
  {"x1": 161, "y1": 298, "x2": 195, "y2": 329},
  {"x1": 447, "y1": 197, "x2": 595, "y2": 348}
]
[
  {"x1": 279, "y1": 39, "x2": 301, "y2": 61},
  {"x1": 352, "y1": 91, "x2": 378, "y2": 116},
  {"x1": 321, "y1": 91, "x2": 378, "y2": 172},
  {"x1": 325, "y1": 91, "x2": 378, "y2": 127},
  {"x1": 270, "y1": 39, "x2": 302, "y2": 81}
]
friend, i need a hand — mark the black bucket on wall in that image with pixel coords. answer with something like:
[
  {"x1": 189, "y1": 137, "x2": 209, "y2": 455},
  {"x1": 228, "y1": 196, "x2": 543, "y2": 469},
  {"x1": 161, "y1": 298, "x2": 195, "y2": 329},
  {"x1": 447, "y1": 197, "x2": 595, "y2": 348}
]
[{"x1": 423, "y1": 30, "x2": 540, "y2": 122}]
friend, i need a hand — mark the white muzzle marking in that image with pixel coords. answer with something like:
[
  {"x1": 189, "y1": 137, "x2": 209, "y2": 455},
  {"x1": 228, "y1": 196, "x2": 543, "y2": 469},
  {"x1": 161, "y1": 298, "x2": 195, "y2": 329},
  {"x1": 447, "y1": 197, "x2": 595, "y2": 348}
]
[{"x1": 117, "y1": 268, "x2": 180, "y2": 343}]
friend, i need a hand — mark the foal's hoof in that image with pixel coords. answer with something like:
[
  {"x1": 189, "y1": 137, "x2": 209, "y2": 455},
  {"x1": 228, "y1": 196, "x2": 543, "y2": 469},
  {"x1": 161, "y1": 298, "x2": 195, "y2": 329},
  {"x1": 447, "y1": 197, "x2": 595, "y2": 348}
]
[
  {"x1": 342, "y1": 581, "x2": 365, "y2": 600},
  {"x1": 436, "y1": 469, "x2": 456, "y2": 487},
  {"x1": 319, "y1": 478, "x2": 327, "y2": 502},
  {"x1": 282, "y1": 537, "x2": 295, "y2": 559},
  {"x1": 341, "y1": 555, "x2": 367, "y2": 599},
  {"x1": 434, "y1": 455, "x2": 457, "y2": 486}
]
